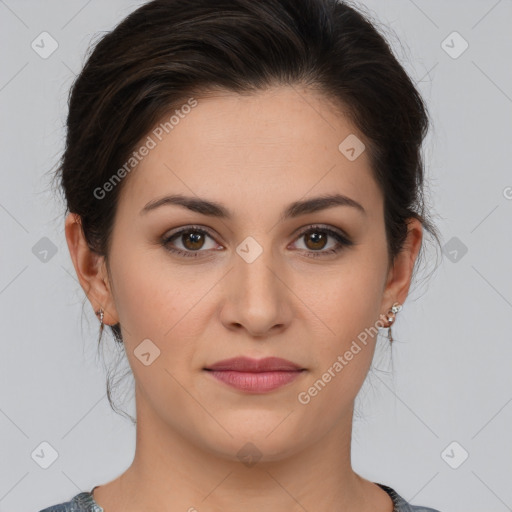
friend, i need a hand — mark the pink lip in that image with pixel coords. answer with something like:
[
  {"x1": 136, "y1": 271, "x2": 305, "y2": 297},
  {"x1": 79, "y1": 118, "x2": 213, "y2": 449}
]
[
  {"x1": 205, "y1": 356, "x2": 303, "y2": 372},
  {"x1": 204, "y1": 357, "x2": 305, "y2": 393}
]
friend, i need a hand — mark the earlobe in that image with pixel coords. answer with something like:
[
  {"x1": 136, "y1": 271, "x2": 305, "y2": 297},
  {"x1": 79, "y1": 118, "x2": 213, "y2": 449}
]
[
  {"x1": 381, "y1": 218, "x2": 423, "y2": 308},
  {"x1": 64, "y1": 212, "x2": 119, "y2": 325}
]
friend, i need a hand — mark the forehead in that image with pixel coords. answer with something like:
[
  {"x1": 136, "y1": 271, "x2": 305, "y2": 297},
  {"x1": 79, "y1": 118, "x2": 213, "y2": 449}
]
[{"x1": 117, "y1": 86, "x2": 382, "y2": 222}]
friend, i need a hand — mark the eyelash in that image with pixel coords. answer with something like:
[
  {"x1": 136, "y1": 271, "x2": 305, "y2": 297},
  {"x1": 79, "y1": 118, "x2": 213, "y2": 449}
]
[{"x1": 161, "y1": 224, "x2": 353, "y2": 259}]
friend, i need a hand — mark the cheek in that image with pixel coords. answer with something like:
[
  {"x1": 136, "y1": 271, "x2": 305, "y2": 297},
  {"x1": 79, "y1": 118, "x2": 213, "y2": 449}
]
[
  {"x1": 303, "y1": 256, "x2": 387, "y2": 345},
  {"x1": 108, "y1": 241, "x2": 198, "y2": 337},
  {"x1": 295, "y1": 246, "x2": 388, "y2": 395},
  {"x1": 107, "y1": 246, "x2": 220, "y2": 380},
  {"x1": 108, "y1": 253, "x2": 206, "y2": 405},
  {"x1": 294, "y1": 271, "x2": 383, "y2": 429}
]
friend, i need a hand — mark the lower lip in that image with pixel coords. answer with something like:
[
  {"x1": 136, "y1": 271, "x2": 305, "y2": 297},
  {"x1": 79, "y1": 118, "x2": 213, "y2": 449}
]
[{"x1": 205, "y1": 370, "x2": 304, "y2": 393}]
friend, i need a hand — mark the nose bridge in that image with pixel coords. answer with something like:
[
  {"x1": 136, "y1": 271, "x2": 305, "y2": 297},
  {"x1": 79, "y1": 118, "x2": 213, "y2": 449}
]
[
  {"x1": 225, "y1": 231, "x2": 291, "y2": 332},
  {"x1": 234, "y1": 233, "x2": 281, "y2": 297}
]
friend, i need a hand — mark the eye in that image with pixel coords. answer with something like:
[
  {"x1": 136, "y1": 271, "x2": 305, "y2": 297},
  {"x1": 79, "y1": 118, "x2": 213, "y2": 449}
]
[
  {"x1": 161, "y1": 224, "x2": 353, "y2": 259},
  {"x1": 290, "y1": 224, "x2": 353, "y2": 258},
  {"x1": 161, "y1": 226, "x2": 220, "y2": 258}
]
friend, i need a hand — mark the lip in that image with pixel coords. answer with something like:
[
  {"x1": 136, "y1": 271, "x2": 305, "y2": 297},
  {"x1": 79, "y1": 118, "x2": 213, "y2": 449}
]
[
  {"x1": 203, "y1": 357, "x2": 306, "y2": 393},
  {"x1": 204, "y1": 356, "x2": 304, "y2": 372}
]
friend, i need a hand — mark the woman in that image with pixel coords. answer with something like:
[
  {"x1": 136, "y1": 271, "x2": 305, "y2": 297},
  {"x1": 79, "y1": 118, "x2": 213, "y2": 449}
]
[{"x1": 39, "y1": 0, "x2": 442, "y2": 510}]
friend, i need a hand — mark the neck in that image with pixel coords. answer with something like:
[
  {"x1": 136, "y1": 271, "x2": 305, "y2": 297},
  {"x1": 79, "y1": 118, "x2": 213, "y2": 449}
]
[{"x1": 94, "y1": 390, "x2": 391, "y2": 512}]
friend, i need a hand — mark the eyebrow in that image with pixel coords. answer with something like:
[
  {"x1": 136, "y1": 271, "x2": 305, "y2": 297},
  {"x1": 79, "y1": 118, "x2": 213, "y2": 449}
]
[{"x1": 141, "y1": 193, "x2": 366, "y2": 220}]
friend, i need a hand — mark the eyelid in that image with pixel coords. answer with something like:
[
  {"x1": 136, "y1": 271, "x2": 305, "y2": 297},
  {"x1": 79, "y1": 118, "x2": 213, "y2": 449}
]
[
  {"x1": 162, "y1": 224, "x2": 219, "y2": 244},
  {"x1": 292, "y1": 223, "x2": 352, "y2": 242},
  {"x1": 161, "y1": 223, "x2": 353, "y2": 257},
  {"x1": 163, "y1": 223, "x2": 351, "y2": 241}
]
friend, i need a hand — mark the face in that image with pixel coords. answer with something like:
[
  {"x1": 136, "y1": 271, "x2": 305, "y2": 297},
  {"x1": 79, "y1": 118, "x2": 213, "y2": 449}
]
[{"x1": 79, "y1": 86, "x2": 414, "y2": 461}]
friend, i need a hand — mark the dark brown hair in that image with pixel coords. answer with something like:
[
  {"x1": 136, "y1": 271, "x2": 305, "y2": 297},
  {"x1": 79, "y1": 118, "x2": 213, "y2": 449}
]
[{"x1": 55, "y1": 0, "x2": 440, "y2": 419}]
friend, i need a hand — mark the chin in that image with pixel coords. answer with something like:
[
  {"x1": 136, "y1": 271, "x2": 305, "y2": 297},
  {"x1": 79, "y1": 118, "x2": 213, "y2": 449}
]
[{"x1": 195, "y1": 422, "x2": 311, "y2": 465}]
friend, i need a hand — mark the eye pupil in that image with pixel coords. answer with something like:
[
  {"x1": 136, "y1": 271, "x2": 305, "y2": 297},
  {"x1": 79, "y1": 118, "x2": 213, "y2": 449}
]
[
  {"x1": 164, "y1": 225, "x2": 346, "y2": 259},
  {"x1": 183, "y1": 231, "x2": 204, "y2": 250},
  {"x1": 305, "y1": 231, "x2": 327, "y2": 250}
]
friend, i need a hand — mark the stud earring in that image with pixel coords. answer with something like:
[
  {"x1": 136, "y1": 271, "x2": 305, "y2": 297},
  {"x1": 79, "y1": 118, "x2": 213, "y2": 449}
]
[
  {"x1": 95, "y1": 308, "x2": 105, "y2": 334},
  {"x1": 383, "y1": 302, "x2": 402, "y2": 343}
]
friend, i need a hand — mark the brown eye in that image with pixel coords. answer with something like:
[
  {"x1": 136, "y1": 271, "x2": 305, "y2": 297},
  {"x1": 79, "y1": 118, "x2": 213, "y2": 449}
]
[
  {"x1": 161, "y1": 224, "x2": 353, "y2": 260},
  {"x1": 303, "y1": 231, "x2": 328, "y2": 251},
  {"x1": 162, "y1": 226, "x2": 219, "y2": 258},
  {"x1": 181, "y1": 231, "x2": 206, "y2": 250},
  {"x1": 292, "y1": 225, "x2": 353, "y2": 258}
]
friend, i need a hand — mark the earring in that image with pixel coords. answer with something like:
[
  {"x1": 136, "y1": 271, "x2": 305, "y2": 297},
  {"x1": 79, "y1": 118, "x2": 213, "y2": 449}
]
[
  {"x1": 95, "y1": 308, "x2": 105, "y2": 334},
  {"x1": 384, "y1": 302, "x2": 402, "y2": 343}
]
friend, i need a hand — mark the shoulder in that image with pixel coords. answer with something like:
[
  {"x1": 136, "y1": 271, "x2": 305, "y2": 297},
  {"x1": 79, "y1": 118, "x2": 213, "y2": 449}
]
[
  {"x1": 38, "y1": 491, "x2": 103, "y2": 512},
  {"x1": 377, "y1": 482, "x2": 443, "y2": 512}
]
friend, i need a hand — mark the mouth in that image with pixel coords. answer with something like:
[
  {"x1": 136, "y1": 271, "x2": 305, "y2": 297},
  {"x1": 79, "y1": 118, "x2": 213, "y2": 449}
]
[
  {"x1": 204, "y1": 356, "x2": 305, "y2": 372},
  {"x1": 203, "y1": 356, "x2": 306, "y2": 393},
  {"x1": 203, "y1": 369, "x2": 305, "y2": 393}
]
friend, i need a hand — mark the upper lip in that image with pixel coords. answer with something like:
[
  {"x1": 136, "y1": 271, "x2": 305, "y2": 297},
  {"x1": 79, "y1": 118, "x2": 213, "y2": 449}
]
[{"x1": 204, "y1": 356, "x2": 304, "y2": 372}]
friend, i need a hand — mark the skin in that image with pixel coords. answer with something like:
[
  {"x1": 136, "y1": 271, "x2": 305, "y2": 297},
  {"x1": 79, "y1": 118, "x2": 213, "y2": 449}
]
[{"x1": 65, "y1": 85, "x2": 422, "y2": 512}]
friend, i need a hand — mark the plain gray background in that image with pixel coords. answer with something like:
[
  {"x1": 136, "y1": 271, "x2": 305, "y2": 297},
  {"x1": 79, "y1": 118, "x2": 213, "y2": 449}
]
[{"x1": 1, "y1": 1, "x2": 511, "y2": 511}]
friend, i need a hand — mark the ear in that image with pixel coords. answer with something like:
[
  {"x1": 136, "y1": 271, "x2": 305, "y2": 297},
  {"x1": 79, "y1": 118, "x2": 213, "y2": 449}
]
[
  {"x1": 64, "y1": 212, "x2": 119, "y2": 326},
  {"x1": 380, "y1": 218, "x2": 423, "y2": 311}
]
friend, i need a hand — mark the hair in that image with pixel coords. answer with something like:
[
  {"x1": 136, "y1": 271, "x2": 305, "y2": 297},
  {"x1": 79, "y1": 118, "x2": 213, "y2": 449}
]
[{"x1": 55, "y1": 0, "x2": 441, "y2": 420}]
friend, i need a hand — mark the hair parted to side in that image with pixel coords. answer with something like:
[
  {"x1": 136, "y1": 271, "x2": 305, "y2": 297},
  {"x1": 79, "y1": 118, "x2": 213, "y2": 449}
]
[{"x1": 55, "y1": 0, "x2": 440, "y2": 420}]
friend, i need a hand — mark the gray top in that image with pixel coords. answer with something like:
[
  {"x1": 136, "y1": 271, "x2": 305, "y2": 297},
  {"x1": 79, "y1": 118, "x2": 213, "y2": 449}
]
[{"x1": 38, "y1": 482, "x2": 442, "y2": 511}]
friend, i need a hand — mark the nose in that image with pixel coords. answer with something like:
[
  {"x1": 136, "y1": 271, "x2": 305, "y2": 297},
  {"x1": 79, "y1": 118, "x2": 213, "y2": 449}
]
[{"x1": 219, "y1": 244, "x2": 293, "y2": 338}]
